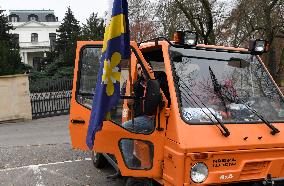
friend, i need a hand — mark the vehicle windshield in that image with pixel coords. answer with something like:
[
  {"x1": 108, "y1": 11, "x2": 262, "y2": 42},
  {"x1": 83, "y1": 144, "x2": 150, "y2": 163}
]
[{"x1": 170, "y1": 46, "x2": 284, "y2": 124}]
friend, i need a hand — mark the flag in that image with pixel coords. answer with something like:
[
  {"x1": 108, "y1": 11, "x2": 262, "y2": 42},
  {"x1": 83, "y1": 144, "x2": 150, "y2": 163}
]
[{"x1": 86, "y1": 0, "x2": 131, "y2": 150}]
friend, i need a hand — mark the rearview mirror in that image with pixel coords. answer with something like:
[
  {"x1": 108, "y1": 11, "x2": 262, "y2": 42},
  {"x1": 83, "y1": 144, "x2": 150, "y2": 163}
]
[{"x1": 228, "y1": 58, "x2": 250, "y2": 68}]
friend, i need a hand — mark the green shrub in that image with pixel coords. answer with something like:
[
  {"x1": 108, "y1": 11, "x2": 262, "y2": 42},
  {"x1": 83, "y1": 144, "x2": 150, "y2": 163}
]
[{"x1": 0, "y1": 42, "x2": 31, "y2": 76}]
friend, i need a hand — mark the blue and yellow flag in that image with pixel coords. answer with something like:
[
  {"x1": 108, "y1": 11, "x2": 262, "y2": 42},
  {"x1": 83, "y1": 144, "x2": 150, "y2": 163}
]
[{"x1": 86, "y1": 0, "x2": 130, "y2": 150}]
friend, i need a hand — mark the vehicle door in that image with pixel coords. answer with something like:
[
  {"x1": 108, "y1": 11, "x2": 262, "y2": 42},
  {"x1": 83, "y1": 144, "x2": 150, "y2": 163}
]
[{"x1": 69, "y1": 41, "x2": 168, "y2": 177}]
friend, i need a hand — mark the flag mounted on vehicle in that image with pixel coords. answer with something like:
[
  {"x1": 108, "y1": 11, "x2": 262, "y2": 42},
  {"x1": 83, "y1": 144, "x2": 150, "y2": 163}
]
[{"x1": 86, "y1": 0, "x2": 131, "y2": 150}]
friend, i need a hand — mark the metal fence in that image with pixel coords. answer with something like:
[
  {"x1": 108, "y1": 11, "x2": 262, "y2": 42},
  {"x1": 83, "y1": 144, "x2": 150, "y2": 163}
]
[{"x1": 29, "y1": 77, "x2": 73, "y2": 119}]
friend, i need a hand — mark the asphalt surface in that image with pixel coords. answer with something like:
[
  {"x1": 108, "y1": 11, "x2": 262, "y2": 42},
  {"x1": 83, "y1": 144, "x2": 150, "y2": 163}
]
[{"x1": 0, "y1": 115, "x2": 125, "y2": 186}]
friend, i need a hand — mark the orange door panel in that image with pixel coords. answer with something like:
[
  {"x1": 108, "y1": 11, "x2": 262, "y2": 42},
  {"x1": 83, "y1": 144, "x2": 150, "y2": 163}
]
[
  {"x1": 69, "y1": 41, "x2": 103, "y2": 150},
  {"x1": 69, "y1": 41, "x2": 166, "y2": 177}
]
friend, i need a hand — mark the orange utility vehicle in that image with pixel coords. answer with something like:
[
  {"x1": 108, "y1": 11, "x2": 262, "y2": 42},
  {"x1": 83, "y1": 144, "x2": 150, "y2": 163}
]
[{"x1": 69, "y1": 31, "x2": 284, "y2": 186}]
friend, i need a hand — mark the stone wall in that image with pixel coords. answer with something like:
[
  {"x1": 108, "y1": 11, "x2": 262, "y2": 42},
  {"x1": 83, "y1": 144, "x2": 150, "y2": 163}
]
[{"x1": 0, "y1": 74, "x2": 32, "y2": 122}]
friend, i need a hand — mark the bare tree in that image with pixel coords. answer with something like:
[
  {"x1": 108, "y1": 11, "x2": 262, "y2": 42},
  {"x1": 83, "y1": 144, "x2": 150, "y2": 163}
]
[
  {"x1": 262, "y1": 0, "x2": 284, "y2": 78},
  {"x1": 173, "y1": 0, "x2": 216, "y2": 44},
  {"x1": 130, "y1": 20, "x2": 156, "y2": 42},
  {"x1": 221, "y1": 0, "x2": 284, "y2": 80},
  {"x1": 155, "y1": 0, "x2": 190, "y2": 39},
  {"x1": 221, "y1": 0, "x2": 260, "y2": 47},
  {"x1": 213, "y1": 0, "x2": 232, "y2": 45},
  {"x1": 128, "y1": 0, "x2": 157, "y2": 42}
]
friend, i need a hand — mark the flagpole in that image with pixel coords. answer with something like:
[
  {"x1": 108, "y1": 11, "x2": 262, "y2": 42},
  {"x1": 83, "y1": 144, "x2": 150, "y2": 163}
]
[{"x1": 128, "y1": 54, "x2": 135, "y2": 127}]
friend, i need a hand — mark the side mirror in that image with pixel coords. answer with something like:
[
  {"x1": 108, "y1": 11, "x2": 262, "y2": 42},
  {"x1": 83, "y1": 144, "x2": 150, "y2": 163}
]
[{"x1": 144, "y1": 80, "x2": 162, "y2": 115}]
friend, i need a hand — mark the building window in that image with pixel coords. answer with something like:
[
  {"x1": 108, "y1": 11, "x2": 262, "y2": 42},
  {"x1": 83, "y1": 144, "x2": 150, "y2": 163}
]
[
  {"x1": 31, "y1": 33, "x2": 38, "y2": 43},
  {"x1": 28, "y1": 14, "x2": 38, "y2": 22},
  {"x1": 30, "y1": 16, "x2": 36, "y2": 21},
  {"x1": 12, "y1": 34, "x2": 19, "y2": 47},
  {"x1": 46, "y1": 14, "x2": 55, "y2": 22},
  {"x1": 9, "y1": 14, "x2": 19, "y2": 22},
  {"x1": 11, "y1": 16, "x2": 18, "y2": 22},
  {"x1": 49, "y1": 33, "x2": 56, "y2": 48}
]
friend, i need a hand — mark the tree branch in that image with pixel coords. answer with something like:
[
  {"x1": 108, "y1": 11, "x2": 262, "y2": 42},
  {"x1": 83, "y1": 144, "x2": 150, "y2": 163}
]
[
  {"x1": 269, "y1": 0, "x2": 280, "y2": 10},
  {"x1": 173, "y1": 0, "x2": 202, "y2": 34},
  {"x1": 200, "y1": 0, "x2": 214, "y2": 38},
  {"x1": 197, "y1": 15, "x2": 205, "y2": 37}
]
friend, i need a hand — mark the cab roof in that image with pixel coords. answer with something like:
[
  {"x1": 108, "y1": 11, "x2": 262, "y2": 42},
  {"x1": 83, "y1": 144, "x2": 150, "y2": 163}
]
[{"x1": 140, "y1": 41, "x2": 250, "y2": 54}]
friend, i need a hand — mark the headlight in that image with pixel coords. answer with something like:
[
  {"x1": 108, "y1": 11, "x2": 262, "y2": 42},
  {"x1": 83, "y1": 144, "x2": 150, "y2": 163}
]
[
  {"x1": 184, "y1": 31, "x2": 198, "y2": 46},
  {"x1": 190, "y1": 162, "x2": 208, "y2": 183},
  {"x1": 248, "y1": 39, "x2": 269, "y2": 55},
  {"x1": 255, "y1": 40, "x2": 266, "y2": 52}
]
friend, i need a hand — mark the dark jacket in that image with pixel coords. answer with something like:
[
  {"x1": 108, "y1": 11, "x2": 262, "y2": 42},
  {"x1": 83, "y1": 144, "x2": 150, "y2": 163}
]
[{"x1": 133, "y1": 77, "x2": 146, "y2": 117}]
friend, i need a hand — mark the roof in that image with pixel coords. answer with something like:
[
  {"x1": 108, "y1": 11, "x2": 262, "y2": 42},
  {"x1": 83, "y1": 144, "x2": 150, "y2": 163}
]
[
  {"x1": 10, "y1": 10, "x2": 54, "y2": 13},
  {"x1": 9, "y1": 10, "x2": 58, "y2": 22}
]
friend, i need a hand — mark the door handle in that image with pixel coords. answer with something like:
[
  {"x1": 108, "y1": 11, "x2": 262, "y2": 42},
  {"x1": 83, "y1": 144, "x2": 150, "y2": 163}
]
[{"x1": 71, "y1": 119, "x2": 85, "y2": 124}]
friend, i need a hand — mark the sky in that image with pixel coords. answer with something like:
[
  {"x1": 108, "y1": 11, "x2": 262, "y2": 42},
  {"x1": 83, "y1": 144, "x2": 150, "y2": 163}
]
[{"x1": 0, "y1": 0, "x2": 109, "y2": 24}]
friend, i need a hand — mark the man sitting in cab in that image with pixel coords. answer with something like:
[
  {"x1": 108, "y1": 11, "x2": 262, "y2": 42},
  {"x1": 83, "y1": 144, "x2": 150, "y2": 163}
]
[{"x1": 121, "y1": 63, "x2": 156, "y2": 167}]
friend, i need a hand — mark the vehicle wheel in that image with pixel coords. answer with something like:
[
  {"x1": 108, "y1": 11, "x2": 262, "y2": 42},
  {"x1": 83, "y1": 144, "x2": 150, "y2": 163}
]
[
  {"x1": 91, "y1": 151, "x2": 108, "y2": 168},
  {"x1": 125, "y1": 177, "x2": 153, "y2": 186}
]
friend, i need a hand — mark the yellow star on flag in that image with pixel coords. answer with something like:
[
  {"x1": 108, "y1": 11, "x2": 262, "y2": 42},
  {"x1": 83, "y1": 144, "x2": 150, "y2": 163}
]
[{"x1": 102, "y1": 52, "x2": 121, "y2": 96}]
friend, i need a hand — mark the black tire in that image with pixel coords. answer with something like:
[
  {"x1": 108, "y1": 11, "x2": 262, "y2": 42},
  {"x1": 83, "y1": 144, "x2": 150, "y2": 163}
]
[
  {"x1": 125, "y1": 177, "x2": 153, "y2": 186},
  {"x1": 91, "y1": 151, "x2": 108, "y2": 169}
]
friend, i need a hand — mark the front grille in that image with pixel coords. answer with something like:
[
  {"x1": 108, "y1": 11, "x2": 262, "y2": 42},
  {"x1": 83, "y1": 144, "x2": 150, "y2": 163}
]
[{"x1": 239, "y1": 161, "x2": 270, "y2": 180}]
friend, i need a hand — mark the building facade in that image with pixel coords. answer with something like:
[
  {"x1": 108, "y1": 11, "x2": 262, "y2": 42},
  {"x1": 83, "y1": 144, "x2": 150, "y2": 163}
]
[{"x1": 8, "y1": 10, "x2": 60, "y2": 69}]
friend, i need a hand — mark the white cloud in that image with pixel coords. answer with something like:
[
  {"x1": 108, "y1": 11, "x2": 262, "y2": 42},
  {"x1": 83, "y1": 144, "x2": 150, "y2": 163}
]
[{"x1": 0, "y1": 0, "x2": 109, "y2": 24}]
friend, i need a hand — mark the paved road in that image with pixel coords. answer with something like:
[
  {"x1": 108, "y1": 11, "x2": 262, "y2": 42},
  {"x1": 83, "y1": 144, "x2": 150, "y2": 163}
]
[{"x1": 0, "y1": 115, "x2": 125, "y2": 186}]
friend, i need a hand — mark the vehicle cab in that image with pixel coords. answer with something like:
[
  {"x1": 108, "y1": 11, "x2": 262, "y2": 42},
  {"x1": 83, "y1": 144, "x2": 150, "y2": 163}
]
[{"x1": 69, "y1": 32, "x2": 284, "y2": 186}]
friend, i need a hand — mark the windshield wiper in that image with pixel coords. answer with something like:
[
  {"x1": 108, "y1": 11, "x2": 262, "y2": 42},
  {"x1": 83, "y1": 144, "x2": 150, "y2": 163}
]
[
  {"x1": 209, "y1": 66, "x2": 229, "y2": 113},
  {"x1": 244, "y1": 103, "x2": 280, "y2": 135},
  {"x1": 232, "y1": 97, "x2": 280, "y2": 135},
  {"x1": 215, "y1": 78, "x2": 280, "y2": 135},
  {"x1": 179, "y1": 79, "x2": 230, "y2": 137}
]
